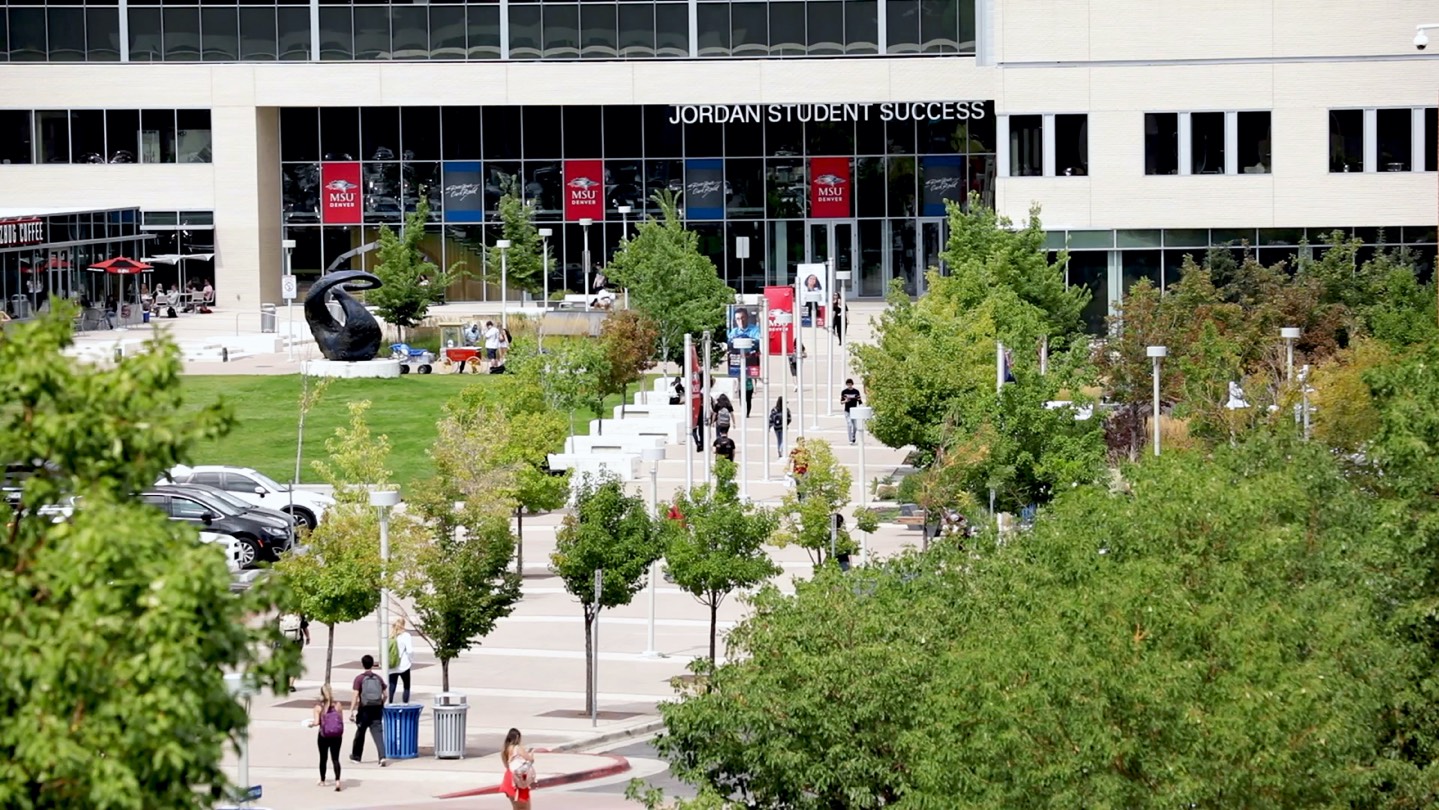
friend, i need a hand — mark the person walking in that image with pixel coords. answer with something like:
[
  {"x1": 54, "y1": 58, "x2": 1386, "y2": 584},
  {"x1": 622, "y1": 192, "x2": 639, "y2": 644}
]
[
  {"x1": 840, "y1": 379, "x2": 863, "y2": 444},
  {"x1": 310, "y1": 684, "x2": 345, "y2": 791},
  {"x1": 713, "y1": 427, "x2": 736, "y2": 463},
  {"x1": 769, "y1": 398, "x2": 790, "y2": 458},
  {"x1": 743, "y1": 376, "x2": 755, "y2": 418},
  {"x1": 501, "y1": 728, "x2": 536, "y2": 809},
  {"x1": 711, "y1": 393, "x2": 735, "y2": 445},
  {"x1": 388, "y1": 617, "x2": 413, "y2": 704},
  {"x1": 483, "y1": 320, "x2": 501, "y2": 370},
  {"x1": 279, "y1": 612, "x2": 310, "y2": 693},
  {"x1": 831, "y1": 293, "x2": 846, "y2": 342},
  {"x1": 348, "y1": 654, "x2": 388, "y2": 767}
]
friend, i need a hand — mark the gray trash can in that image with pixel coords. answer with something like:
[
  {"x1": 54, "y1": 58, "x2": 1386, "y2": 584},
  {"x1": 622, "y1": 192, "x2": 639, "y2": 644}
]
[
  {"x1": 433, "y1": 693, "x2": 469, "y2": 759},
  {"x1": 260, "y1": 303, "x2": 277, "y2": 333}
]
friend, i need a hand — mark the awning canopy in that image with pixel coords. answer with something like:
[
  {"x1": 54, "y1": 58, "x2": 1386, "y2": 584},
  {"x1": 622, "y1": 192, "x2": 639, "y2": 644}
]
[
  {"x1": 89, "y1": 257, "x2": 154, "y2": 274},
  {"x1": 141, "y1": 253, "x2": 215, "y2": 265}
]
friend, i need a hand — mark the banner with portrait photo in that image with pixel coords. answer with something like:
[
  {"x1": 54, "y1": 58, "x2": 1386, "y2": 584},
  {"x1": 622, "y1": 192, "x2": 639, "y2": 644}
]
[
  {"x1": 796, "y1": 263, "x2": 827, "y2": 328},
  {"x1": 726, "y1": 304, "x2": 763, "y2": 378}
]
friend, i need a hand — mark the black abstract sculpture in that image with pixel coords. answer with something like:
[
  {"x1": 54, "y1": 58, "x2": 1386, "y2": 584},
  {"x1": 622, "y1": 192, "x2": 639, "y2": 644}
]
[{"x1": 304, "y1": 270, "x2": 383, "y2": 362}]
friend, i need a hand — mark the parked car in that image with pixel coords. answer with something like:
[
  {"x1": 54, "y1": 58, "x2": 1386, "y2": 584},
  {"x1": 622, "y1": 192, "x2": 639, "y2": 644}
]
[
  {"x1": 139, "y1": 487, "x2": 293, "y2": 567},
  {"x1": 200, "y1": 531, "x2": 243, "y2": 574},
  {"x1": 163, "y1": 465, "x2": 334, "y2": 532}
]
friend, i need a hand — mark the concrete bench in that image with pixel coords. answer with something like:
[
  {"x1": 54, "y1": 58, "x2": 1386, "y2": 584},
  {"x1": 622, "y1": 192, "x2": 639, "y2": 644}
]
[
  {"x1": 613, "y1": 402, "x2": 688, "y2": 421},
  {"x1": 547, "y1": 452, "x2": 641, "y2": 482},
  {"x1": 587, "y1": 417, "x2": 685, "y2": 443},
  {"x1": 896, "y1": 503, "x2": 927, "y2": 531},
  {"x1": 565, "y1": 434, "x2": 665, "y2": 455}
]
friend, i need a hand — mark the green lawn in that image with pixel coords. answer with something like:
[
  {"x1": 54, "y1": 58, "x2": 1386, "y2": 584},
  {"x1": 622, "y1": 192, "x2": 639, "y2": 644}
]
[{"x1": 179, "y1": 373, "x2": 656, "y2": 490}]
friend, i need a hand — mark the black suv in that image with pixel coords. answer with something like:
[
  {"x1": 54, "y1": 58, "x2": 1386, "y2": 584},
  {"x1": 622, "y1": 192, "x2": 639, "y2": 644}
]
[{"x1": 139, "y1": 485, "x2": 294, "y2": 568}]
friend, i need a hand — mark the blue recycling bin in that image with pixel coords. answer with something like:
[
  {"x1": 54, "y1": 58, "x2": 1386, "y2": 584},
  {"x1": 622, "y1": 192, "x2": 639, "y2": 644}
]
[{"x1": 383, "y1": 703, "x2": 422, "y2": 760}]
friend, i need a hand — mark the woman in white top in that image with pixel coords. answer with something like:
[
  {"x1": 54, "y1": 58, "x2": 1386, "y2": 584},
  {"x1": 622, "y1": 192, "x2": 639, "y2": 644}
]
[{"x1": 388, "y1": 617, "x2": 413, "y2": 704}]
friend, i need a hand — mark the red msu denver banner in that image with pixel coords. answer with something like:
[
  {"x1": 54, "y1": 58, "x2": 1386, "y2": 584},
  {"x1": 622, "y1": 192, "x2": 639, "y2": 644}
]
[
  {"x1": 321, "y1": 162, "x2": 362, "y2": 224},
  {"x1": 809, "y1": 157, "x2": 851, "y2": 218},
  {"x1": 564, "y1": 160, "x2": 604, "y2": 221}
]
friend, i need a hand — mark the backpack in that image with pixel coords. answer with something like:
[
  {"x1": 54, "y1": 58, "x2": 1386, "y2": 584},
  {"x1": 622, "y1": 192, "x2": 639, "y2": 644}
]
[
  {"x1": 388, "y1": 637, "x2": 401, "y2": 671},
  {"x1": 716, "y1": 408, "x2": 732, "y2": 430},
  {"x1": 280, "y1": 613, "x2": 302, "y2": 642},
  {"x1": 359, "y1": 672, "x2": 384, "y2": 707},
  {"x1": 319, "y1": 705, "x2": 345, "y2": 738},
  {"x1": 511, "y1": 756, "x2": 537, "y2": 789},
  {"x1": 769, "y1": 409, "x2": 784, "y2": 430}
]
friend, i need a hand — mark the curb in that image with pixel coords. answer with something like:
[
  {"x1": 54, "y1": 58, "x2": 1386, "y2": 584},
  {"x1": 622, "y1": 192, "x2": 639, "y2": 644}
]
[
  {"x1": 547, "y1": 718, "x2": 666, "y2": 753},
  {"x1": 434, "y1": 753, "x2": 631, "y2": 799}
]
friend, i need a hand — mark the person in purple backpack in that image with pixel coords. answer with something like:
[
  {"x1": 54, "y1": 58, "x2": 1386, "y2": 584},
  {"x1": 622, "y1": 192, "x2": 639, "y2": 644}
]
[{"x1": 310, "y1": 684, "x2": 345, "y2": 791}]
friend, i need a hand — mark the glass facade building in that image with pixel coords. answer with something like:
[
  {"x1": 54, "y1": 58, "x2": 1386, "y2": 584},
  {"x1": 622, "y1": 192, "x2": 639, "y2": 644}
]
[{"x1": 0, "y1": 208, "x2": 149, "y2": 318}]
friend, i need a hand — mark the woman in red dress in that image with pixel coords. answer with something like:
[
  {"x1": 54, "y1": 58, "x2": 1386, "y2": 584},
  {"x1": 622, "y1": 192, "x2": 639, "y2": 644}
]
[{"x1": 500, "y1": 728, "x2": 535, "y2": 809}]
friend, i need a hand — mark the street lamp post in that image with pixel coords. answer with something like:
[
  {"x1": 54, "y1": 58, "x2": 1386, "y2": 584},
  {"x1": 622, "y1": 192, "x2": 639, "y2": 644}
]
[
  {"x1": 771, "y1": 310, "x2": 793, "y2": 481},
  {"x1": 851, "y1": 405, "x2": 873, "y2": 563},
  {"x1": 223, "y1": 673, "x2": 255, "y2": 807},
  {"x1": 496, "y1": 239, "x2": 511, "y2": 329},
  {"x1": 1299, "y1": 364, "x2": 1312, "y2": 440},
  {"x1": 618, "y1": 205, "x2": 631, "y2": 244},
  {"x1": 369, "y1": 490, "x2": 400, "y2": 690},
  {"x1": 641, "y1": 446, "x2": 666, "y2": 659},
  {"x1": 1147, "y1": 346, "x2": 1167, "y2": 457},
  {"x1": 539, "y1": 228, "x2": 553, "y2": 308},
  {"x1": 731, "y1": 336, "x2": 755, "y2": 499},
  {"x1": 580, "y1": 218, "x2": 594, "y2": 310},
  {"x1": 1280, "y1": 326, "x2": 1300, "y2": 382},
  {"x1": 282, "y1": 238, "x2": 296, "y2": 362}
]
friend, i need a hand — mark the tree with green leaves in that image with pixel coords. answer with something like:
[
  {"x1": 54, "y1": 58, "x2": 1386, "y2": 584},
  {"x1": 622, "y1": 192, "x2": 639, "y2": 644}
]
[
  {"x1": 367, "y1": 198, "x2": 463, "y2": 340},
  {"x1": 775, "y1": 439, "x2": 853, "y2": 566},
  {"x1": 541, "y1": 337, "x2": 612, "y2": 435},
  {"x1": 552, "y1": 474, "x2": 660, "y2": 714},
  {"x1": 0, "y1": 310, "x2": 298, "y2": 809},
  {"x1": 605, "y1": 190, "x2": 734, "y2": 364},
  {"x1": 661, "y1": 459, "x2": 780, "y2": 662},
  {"x1": 600, "y1": 309, "x2": 659, "y2": 416},
  {"x1": 482, "y1": 191, "x2": 546, "y2": 294}
]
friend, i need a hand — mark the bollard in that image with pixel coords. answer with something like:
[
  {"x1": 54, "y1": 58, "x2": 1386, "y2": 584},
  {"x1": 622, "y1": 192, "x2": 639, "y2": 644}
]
[
  {"x1": 113, "y1": 347, "x2": 122, "y2": 363},
  {"x1": 221, "y1": 347, "x2": 229, "y2": 363}
]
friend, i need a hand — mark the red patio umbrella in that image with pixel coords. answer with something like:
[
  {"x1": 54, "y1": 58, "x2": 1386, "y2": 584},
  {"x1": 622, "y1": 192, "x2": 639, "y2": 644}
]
[
  {"x1": 20, "y1": 256, "x2": 71, "y2": 272},
  {"x1": 89, "y1": 257, "x2": 154, "y2": 313}
]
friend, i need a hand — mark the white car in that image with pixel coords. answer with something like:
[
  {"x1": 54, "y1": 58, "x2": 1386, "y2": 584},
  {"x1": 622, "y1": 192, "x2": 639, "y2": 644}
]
[
  {"x1": 199, "y1": 531, "x2": 243, "y2": 574},
  {"x1": 164, "y1": 465, "x2": 334, "y2": 532}
]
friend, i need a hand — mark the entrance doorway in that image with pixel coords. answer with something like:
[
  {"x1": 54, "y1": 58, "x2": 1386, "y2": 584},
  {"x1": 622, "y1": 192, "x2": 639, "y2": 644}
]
[{"x1": 805, "y1": 220, "x2": 856, "y2": 298}]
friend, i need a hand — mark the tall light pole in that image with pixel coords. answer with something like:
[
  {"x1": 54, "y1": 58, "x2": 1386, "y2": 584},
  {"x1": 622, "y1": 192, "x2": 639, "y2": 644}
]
[
  {"x1": 369, "y1": 489, "x2": 400, "y2": 689},
  {"x1": 580, "y1": 218, "x2": 593, "y2": 310},
  {"x1": 282, "y1": 238, "x2": 296, "y2": 362},
  {"x1": 852, "y1": 405, "x2": 873, "y2": 563},
  {"x1": 1147, "y1": 346, "x2": 1167, "y2": 457},
  {"x1": 1299, "y1": 364, "x2": 1312, "y2": 440},
  {"x1": 223, "y1": 672, "x2": 255, "y2": 806},
  {"x1": 539, "y1": 228, "x2": 553, "y2": 308},
  {"x1": 618, "y1": 204, "x2": 631, "y2": 244},
  {"x1": 640, "y1": 446, "x2": 666, "y2": 659},
  {"x1": 1280, "y1": 326, "x2": 1300, "y2": 382},
  {"x1": 771, "y1": 309, "x2": 793, "y2": 480},
  {"x1": 496, "y1": 239, "x2": 511, "y2": 329},
  {"x1": 731, "y1": 337, "x2": 755, "y2": 499}
]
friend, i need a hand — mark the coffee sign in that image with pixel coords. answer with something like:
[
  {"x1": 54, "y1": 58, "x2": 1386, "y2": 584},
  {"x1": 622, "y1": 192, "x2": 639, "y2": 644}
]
[{"x1": 0, "y1": 217, "x2": 44, "y2": 248}]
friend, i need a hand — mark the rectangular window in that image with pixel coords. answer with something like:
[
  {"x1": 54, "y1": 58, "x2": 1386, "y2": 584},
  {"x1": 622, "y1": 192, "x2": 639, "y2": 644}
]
[
  {"x1": 1426, "y1": 108, "x2": 1437, "y2": 173},
  {"x1": 579, "y1": 4, "x2": 617, "y2": 59},
  {"x1": 8, "y1": 8, "x2": 46, "y2": 62},
  {"x1": 618, "y1": 4, "x2": 656, "y2": 58},
  {"x1": 177, "y1": 110, "x2": 212, "y2": 164},
  {"x1": 1055, "y1": 114, "x2": 1087, "y2": 176},
  {"x1": 391, "y1": 6, "x2": 428, "y2": 60},
  {"x1": 277, "y1": 7, "x2": 311, "y2": 61},
  {"x1": 654, "y1": 3, "x2": 688, "y2": 58},
  {"x1": 140, "y1": 109, "x2": 177, "y2": 163},
  {"x1": 466, "y1": 6, "x2": 501, "y2": 60},
  {"x1": 1145, "y1": 113, "x2": 1178, "y2": 175},
  {"x1": 163, "y1": 7, "x2": 201, "y2": 61},
  {"x1": 35, "y1": 111, "x2": 70, "y2": 164},
  {"x1": 429, "y1": 5, "x2": 465, "y2": 59},
  {"x1": 201, "y1": 7, "x2": 240, "y2": 62},
  {"x1": 1377, "y1": 108, "x2": 1413, "y2": 172},
  {"x1": 70, "y1": 111, "x2": 106, "y2": 163},
  {"x1": 1237, "y1": 111, "x2": 1271, "y2": 174},
  {"x1": 0, "y1": 110, "x2": 33, "y2": 164},
  {"x1": 697, "y1": 4, "x2": 730, "y2": 57},
  {"x1": 1329, "y1": 109, "x2": 1363, "y2": 172},
  {"x1": 239, "y1": 7, "x2": 278, "y2": 61},
  {"x1": 87, "y1": 8, "x2": 122, "y2": 62},
  {"x1": 1007, "y1": 115, "x2": 1041, "y2": 177},
  {"x1": 1190, "y1": 111, "x2": 1224, "y2": 174},
  {"x1": 732, "y1": 3, "x2": 768, "y2": 57},
  {"x1": 105, "y1": 109, "x2": 139, "y2": 163},
  {"x1": 49, "y1": 9, "x2": 87, "y2": 62}
]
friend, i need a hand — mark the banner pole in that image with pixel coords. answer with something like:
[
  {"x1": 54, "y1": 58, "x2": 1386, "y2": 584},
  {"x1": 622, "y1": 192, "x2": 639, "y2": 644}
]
[
  {"x1": 762, "y1": 295, "x2": 770, "y2": 483},
  {"x1": 826, "y1": 256, "x2": 836, "y2": 417},
  {"x1": 685, "y1": 334, "x2": 694, "y2": 495}
]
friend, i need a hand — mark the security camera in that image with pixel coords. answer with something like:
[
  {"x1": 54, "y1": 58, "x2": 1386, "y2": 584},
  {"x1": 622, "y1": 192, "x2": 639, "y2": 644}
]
[{"x1": 1417, "y1": 30, "x2": 1429, "y2": 50}]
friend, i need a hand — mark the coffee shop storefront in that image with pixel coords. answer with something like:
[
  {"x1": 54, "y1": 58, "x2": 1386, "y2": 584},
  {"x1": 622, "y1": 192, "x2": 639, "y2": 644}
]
[{"x1": 0, "y1": 207, "x2": 150, "y2": 321}]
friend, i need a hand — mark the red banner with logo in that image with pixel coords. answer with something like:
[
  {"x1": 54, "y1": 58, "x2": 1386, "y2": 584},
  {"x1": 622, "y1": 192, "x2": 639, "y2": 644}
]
[
  {"x1": 564, "y1": 160, "x2": 604, "y2": 221},
  {"x1": 809, "y1": 157, "x2": 851, "y2": 218},
  {"x1": 321, "y1": 162, "x2": 363, "y2": 224},
  {"x1": 764, "y1": 286, "x2": 795, "y2": 355}
]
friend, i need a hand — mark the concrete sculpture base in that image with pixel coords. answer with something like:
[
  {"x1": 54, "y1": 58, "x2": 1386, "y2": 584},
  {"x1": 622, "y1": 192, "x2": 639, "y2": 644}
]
[{"x1": 303, "y1": 358, "x2": 402, "y2": 379}]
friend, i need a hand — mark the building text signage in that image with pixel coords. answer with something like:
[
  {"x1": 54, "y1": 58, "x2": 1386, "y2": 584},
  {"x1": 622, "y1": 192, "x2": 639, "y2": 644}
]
[
  {"x1": 0, "y1": 218, "x2": 44, "y2": 248},
  {"x1": 667, "y1": 101, "x2": 990, "y2": 125}
]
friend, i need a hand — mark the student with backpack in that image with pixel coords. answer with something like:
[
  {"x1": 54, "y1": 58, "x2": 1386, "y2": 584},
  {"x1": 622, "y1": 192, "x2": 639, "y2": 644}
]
[
  {"x1": 713, "y1": 427, "x2": 736, "y2": 463},
  {"x1": 769, "y1": 398, "x2": 791, "y2": 458},
  {"x1": 348, "y1": 654, "x2": 389, "y2": 766},
  {"x1": 711, "y1": 394, "x2": 735, "y2": 444},
  {"x1": 501, "y1": 727, "x2": 537, "y2": 809},
  {"x1": 388, "y1": 617, "x2": 413, "y2": 704},
  {"x1": 310, "y1": 684, "x2": 346, "y2": 791}
]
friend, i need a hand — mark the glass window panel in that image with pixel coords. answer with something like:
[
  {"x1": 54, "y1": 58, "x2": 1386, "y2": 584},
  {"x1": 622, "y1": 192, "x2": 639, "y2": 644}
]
[
  {"x1": 770, "y1": 2, "x2": 805, "y2": 56},
  {"x1": 856, "y1": 156, "x2": 884, "y2": 217},
  {"x1": 362, "y1": 107, "x2": 401, "y2": 161},
  {"x1": 1161, "y1": 228, "x2": 1207, "y2": 248},
  {"x1": 886, "y1": 116, "x2": 915, "y2": 154},
  {"x1": 8, "y1": 8, "x2": 46, "y2": 62},
  {"x1": 1190, "y1": 111, "x2": 1224, "y2": 174},
  {"x1": 726, "y1": 115, "x2": 764, "y2": 157},
  {"x1": 731, "y1": 3, "x2": 767, "y2": 56},
  {"x1": 968, "y1": 105, "x2": 996, "y2": 152},
  {"x1": 918, "y1": 0, "x2": 957, "y2": 53},
  {"x1": 856, "y1": 112, "x2": 885, "y2": 154},
  {"x1": 509, "y1": 5, "x2": 541, "y2": 59},
  {"x1": 606, "y1": 159, "x2": 644, "y2": 209},
  {"x1": 687, "y1": 118, "x2": 724, "y2": 156},
  {"x1": 482, "y1": 105, "x2": 521, "y2": 159},
  {"x1": 560, "y1": 106, "x2": 600, "y2": 157},
  {"x1": 1116, "y1": 229, "x2": 1161, "y2": 249},
  {"x1": 35, "y1": 111, "x2": 70, "y2": 164},
  {"x1": 486, "y1": 161, "x2": 521, "y2": 209},
  {"x1": 655, "y1": 3, "x2": 689, "y2": 57},
  {"x1": 401, "y1": 106, "x2": 441, "y2": 160},
  {"x1": 1377, "y1": 108, "x2": 1413, "y2": 172},
  {"x1": 618, "y1": 4, "x2": 655, "y2": 58},
  {"x1": 644, "y1": 105, "x2": 682, "y2": 158},
  {"x1": 164, "y1": 7, "x2": 201, "y2": 61},
  {"x1": 579, "y1": 4, "x2": 617, "y2": 58},
  {"x1": 277, "y1": 7, "x2": 310, "y2": 60},
  {"x1": 70, "y1": 111, "x2": 106, "y2": 163},
  {"x1": 605, "y1": 106, "x2": 643, "y2": 158},
  {"x1": 429, "y1": 5, "x2": 465, "y2": 59},
  {"x1": 280, "y1": 108, "x2": 319, "y2": 162},
  {"x1": 808, "y1": 119, "x2": 854, "y2": 154},
  {"x1": 767, "y1": 158, "x2": 806, "y2": 218},
  {"x1": 1235, "y1": 110, "x2": 1269, "y2": 174},
  {"x1": 644, "y1": 159, "x2": 683, "y2": 214},
  {"x1": 0, "y1": 111, "x2": 33, "y2": 164},
  {"x1": 767, "y1": 116, "x2": 803, "y2": 156},
  {"x1": 441, "y1": 106, "x2": 483, "y2": 160},
  {"x1": 128, "y1": 7, "x2": 162, "y2": 62},
  {"x1": 177, "y1": 110, "x2": 212, "y2": 163},
  {"x1": 391, "y1": 6, "x2": 429, "y2": 59},
  {"x1": 48, "y1": 9, "x2": 86, "y2": 61},
  {"x1": 920, "y1": 111, "x2": 970, "y2": 154},
  {"x1": 542, "y1": 4, "x2": 579, "y2": 59},
  {"x1": 1426, "y1": 108, "x2": 1437, "y2": 172},
  {"x1": 886, "y1": 156, "x2": 915, "y2": 218},
  {"x1": 886, "y1": 0, "x2": 919, "y2": 54},
  {"x1": 525, "y1": 160, "x2": 563, "y2": 214},
  {"x1": 405, "y1": 161, "x2": 443, "y2": 220},
  {"x1": 523, "y1": 107, "x2": 562, "y2": 158},
  {"x1": 467, "y1": 6, "x2": 501, "y2": 59},
  {"x1": 697, "y1": 3, "x2": 730, "y2": 57},
  {"x1": 238, "y1": 7, "x2": 277, "y2": 61},
  {"x1": 353, "y1": 7, "x2": 389, "y2": 59},
  {"x1": 968, "y1": 153, "x2": 994, "y2": 207},
  {"x1": 319, "y1": 107, "x2": 360, "y2": 161},
  {"x1": 318, "y1": 7, "x2": 352, "y2": 60},
  {"x1": 105, "y1": 109, "x2": 138, "y2": 163},
  {"x1": 364, "y1": 162, "x2": 403, "y2": 223},
  {"x1": 845, "y1": 0, "x2": 878, "y2": 54},
  {"x1": 726, "y1": 158, "x2": 764, "y2": 219},
  {"x1": 1055, "y1": 113, "x2": 1087, "y2": 176},
  {"x1": 808, "y1": 1, "x2": 843, "y2": 55},
  {"x1": 0, "y1": 12, "x2": 7, "y2": 63},
  {"x1": 958, "y1": 0, "x2": 975, "y2": 51},
  {"x1": 201, "y1": 7, "x2": 239, "y2": 61},
  {"x1": 1145, "y1": 112, "x2": 1178, "y2": 175},
  {"x1": 1008, "y1": 114, "x2": 1040, "y2": 176},
  {"x1": 1328, "y1": 109, "x2": 1362, "y2": 173},
  {"x1": 141, "y1": 110, "x2": 176, "y2": 163}
]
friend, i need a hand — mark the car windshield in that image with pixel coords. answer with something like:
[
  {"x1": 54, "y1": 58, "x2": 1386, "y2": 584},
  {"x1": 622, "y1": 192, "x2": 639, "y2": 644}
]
[
  {"x1": 249, "y1": 470, "x2": 288, "y2": 492},
  {"x1": 166, "y1": 486, "x2": 246, "y2": 517},
  {"x1": 204, "y1": 487, "x2": 258, "y2": 513}
]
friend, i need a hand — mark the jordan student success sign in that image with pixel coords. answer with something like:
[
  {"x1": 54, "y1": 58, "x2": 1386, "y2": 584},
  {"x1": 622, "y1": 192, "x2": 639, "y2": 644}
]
[{"x1": 666, "y1": 101, "x2": 991, "y2": 125}]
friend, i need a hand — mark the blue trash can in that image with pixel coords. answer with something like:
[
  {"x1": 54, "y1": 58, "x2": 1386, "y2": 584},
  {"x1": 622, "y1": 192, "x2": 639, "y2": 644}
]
[{"x1": 383, "y1": 703, "x2": 422, "y2": 760}]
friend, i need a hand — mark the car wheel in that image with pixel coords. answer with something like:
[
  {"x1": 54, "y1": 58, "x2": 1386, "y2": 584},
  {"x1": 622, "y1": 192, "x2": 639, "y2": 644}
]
[
  {"x1": 235, "y1": 536, "x2": 260, "y2": 569},
  {"x1": 286, "y1": 507, "x2": 317, "y2": 533},
  {"x1": 399, "y1": 365, "x2": 411, "y2": 375},
  {"x1": 418, "y1": 364, "x2": 432, "y2": 374}
]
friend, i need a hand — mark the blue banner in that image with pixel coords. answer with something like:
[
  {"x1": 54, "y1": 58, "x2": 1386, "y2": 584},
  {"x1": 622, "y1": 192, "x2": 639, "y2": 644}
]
[
  {"x1": 920, "y1": 156, "x2": 965, "y2": 217},
  {"x1": 442, "y1": 161, "x2": 486, "y2": 223},
  {"x1": 684, "y1": 159, "x2": 725, "y2": 221}
]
